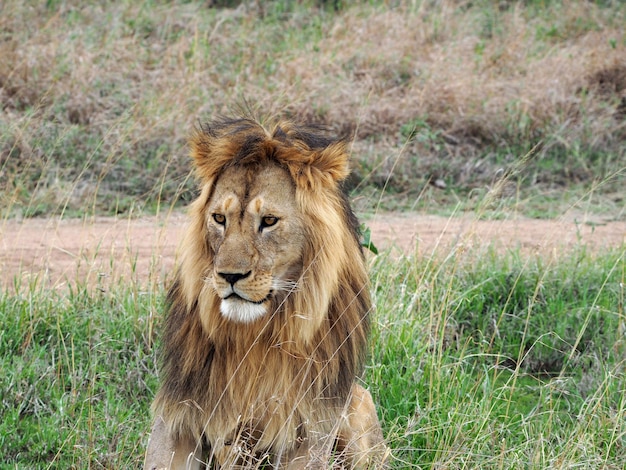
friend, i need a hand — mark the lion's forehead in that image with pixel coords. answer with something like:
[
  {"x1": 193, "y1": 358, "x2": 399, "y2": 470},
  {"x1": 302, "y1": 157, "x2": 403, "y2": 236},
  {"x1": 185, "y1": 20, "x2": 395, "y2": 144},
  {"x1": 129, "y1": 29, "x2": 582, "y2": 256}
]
[
  {"x1": 209, "y1": 163, "x2": 297, "y2": 218},
  {"x1": 214, "y1": 194, "x2": 265, "y2": 218}
]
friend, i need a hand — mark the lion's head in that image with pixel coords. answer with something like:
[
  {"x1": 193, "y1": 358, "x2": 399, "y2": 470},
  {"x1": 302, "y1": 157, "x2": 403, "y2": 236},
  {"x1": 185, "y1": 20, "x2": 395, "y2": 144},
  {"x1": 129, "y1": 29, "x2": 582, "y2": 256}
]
[
  {"x1": 148, "y1": 117, "x2": 385, "y2": 468},
  {"x1": 173, "y1": 117, "x2": 366, "y2": 345}
]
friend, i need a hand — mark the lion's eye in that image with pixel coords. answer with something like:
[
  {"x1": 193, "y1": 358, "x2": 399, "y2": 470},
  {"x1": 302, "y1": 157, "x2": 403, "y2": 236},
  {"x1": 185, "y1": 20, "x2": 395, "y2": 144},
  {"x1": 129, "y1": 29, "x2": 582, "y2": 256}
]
[
  {"x1": 213, "y1": 213, "x2": 226, "y2": 225},
  {"x1": 260, "y1": 216, "x2": 278, "y2": 230}
]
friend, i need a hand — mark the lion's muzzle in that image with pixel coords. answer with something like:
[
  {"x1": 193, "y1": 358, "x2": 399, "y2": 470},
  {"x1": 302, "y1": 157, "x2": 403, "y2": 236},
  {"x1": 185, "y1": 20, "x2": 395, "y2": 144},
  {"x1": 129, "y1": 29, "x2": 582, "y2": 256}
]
[{"x1": 213, "y1": 270, "x2": 273, "y2": 323}]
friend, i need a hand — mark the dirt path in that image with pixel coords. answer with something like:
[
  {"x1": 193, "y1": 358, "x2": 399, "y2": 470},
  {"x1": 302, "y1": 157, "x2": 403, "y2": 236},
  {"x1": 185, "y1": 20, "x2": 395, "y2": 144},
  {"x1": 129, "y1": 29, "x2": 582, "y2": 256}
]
[{"x1": 0, "y1": 212, "x2": 624, "y2": 291}]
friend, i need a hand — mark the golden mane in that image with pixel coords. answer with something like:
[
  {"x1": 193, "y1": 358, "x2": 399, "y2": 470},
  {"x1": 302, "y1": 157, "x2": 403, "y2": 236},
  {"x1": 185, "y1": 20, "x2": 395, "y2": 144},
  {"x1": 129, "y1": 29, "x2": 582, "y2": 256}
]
[{"x1": 146, "y1": 117, "x2": 385, "y2": 468}]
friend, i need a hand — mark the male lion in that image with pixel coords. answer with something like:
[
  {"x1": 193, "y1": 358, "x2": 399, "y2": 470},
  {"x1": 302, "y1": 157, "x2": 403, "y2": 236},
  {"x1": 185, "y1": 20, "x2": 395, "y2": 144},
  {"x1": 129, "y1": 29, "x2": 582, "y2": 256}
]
[{"x1": 144, "y1": 118, "x2": 388, "y2": 469}]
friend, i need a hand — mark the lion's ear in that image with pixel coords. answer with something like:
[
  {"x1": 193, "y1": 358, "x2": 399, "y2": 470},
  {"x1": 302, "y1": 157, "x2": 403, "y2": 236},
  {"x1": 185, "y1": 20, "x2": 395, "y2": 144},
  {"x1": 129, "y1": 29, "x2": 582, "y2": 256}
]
[
  {"x1": 290, "y1": 141, "x2": 350, "y2": 190},
  {"x1": 314, "y1": 141, "x2": 350, "y2": 183},
  {"x1": 189, "y1": 128, "x2": 235, "y2": 182}
]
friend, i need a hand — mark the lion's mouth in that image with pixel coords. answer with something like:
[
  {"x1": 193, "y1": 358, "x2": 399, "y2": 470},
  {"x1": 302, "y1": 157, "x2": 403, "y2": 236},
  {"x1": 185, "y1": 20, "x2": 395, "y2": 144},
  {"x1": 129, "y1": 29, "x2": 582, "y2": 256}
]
[{"x1": 224, "y1": 291, "x2": 272, "y2": 304}]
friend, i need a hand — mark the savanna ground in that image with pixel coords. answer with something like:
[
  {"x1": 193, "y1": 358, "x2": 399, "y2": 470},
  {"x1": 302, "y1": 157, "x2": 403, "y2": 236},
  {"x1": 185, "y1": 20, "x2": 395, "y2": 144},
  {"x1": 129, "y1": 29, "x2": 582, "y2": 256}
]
[
  {"x1": 0, "y1": 212, "x2": 625, "y2": 292},
  {"x1": 1, "y1": 0, "x2": 625, "y2": 468}
]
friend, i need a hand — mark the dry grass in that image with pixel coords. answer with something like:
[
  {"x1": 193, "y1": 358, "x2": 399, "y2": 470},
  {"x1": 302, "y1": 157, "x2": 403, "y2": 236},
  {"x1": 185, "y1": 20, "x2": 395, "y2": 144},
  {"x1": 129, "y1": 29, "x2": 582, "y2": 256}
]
[{"x1": 0, "y1": 0, "x2": 624, "y2": 216}]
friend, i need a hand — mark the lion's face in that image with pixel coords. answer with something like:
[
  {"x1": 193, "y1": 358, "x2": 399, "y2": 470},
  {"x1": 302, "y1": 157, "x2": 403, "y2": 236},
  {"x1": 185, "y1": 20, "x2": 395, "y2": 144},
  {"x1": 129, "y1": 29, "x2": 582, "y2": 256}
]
[{"x1": 205, "y1": 162, "x2": 306, "y2": 323}]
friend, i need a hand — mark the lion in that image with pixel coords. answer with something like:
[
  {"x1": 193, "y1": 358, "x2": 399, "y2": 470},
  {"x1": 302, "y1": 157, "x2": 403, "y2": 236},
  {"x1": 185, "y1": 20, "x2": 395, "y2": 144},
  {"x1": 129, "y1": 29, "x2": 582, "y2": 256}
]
[{"x1": 144, "y1": 117, "x2": 388, "y2": 469}]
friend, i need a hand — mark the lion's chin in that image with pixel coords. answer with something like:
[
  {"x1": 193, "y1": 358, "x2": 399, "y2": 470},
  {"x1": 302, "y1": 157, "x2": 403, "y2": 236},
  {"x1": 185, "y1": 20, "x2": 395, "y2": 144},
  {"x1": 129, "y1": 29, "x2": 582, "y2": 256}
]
[{"x1": 220, "y1": 297, "x2": 267, "y2": 323}]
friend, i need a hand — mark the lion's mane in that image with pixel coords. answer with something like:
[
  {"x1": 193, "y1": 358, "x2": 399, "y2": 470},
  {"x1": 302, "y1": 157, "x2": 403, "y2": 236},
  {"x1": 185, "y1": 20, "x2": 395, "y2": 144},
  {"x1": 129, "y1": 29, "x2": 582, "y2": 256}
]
[{"x1": 152, "y1": 118, "x2": 371, "y2": 457}]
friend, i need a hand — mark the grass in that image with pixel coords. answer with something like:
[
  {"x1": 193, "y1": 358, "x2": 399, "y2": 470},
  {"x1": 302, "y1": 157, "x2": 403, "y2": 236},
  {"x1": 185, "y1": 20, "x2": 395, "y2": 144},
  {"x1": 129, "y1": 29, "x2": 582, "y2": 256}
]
[
  {"x1": 1, "y1": 243, "x2": 624, "y2": 468},
  {"x1": 0, "y1": 284, "x2": 160, "y2": 468},
  {"x1": 1, "y1": 0, "x2": 625, "y2": 468},
  {"x1": 368, "y1": 244, "x2": 626, "y2": 468},
  {"x1": 1, "y1": 0, "x2": 625, "y2": 218}
]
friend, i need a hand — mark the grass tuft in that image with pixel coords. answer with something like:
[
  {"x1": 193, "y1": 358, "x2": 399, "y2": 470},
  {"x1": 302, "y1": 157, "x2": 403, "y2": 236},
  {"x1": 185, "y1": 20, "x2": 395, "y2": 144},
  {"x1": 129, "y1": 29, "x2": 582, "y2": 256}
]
[
  {"x1": 367, "y1": 244, "x2": 625, "y2": 468},
  {"x1": 0, "y1": 283, "x2": 161, "y2": 468}
]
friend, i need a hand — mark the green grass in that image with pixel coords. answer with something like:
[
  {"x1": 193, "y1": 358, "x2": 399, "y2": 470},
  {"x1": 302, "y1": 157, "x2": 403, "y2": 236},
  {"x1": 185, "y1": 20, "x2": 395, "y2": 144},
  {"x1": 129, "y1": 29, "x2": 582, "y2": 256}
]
[
  {"x1": 1, "y1": 244, "x2": 624, "y2": 468},
  {"x1": 0, "y1": 285, "x2": 160, "y2": 468},
  {"x1": 367, "y1": 245, "x2": 626, "y2": 468}
]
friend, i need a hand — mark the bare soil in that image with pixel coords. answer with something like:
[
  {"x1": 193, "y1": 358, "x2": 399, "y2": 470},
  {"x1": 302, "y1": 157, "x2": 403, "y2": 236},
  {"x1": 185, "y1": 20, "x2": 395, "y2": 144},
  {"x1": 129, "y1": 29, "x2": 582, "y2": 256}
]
[{"x1": 0, "y1": 213, "x2": 624, "y2": 291}]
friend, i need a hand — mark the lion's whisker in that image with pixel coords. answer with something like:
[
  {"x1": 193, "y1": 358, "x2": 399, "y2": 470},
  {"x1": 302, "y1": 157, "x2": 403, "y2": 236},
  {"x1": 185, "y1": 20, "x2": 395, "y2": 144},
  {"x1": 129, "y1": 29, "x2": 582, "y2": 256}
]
[{"x1": 271, "y1": 279, "x2": 300, "y2": 294}]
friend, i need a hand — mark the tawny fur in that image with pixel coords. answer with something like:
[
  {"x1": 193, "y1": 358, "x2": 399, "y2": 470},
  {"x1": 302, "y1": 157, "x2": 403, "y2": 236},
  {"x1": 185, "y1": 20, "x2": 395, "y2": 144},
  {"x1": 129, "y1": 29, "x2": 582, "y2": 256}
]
[{"x1": 144, "y1": 118, "x2": 387, "y2": 469}]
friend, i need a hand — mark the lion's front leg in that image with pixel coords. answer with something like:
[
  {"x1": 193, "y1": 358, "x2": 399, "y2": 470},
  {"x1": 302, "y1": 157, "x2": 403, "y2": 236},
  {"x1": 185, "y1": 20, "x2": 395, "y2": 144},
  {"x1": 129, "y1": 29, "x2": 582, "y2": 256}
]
[
  {"x1": 144, "y1": 416, "x2": 203, "y2": 470},
  {"x1": 336, "y1": 384, "x2": 389, "y2": 469},
  {"x1": 281, "y1": 434, "x2": 335, "y2": 470},
  {"x1": 282, "y1": 385, "x2": 389, "y2": 470}
]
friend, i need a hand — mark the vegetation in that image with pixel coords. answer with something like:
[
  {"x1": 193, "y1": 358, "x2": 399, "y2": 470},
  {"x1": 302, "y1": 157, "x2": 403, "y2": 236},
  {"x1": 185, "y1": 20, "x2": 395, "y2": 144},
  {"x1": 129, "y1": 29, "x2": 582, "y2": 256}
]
[
  {"x1": 1, "y1": 245, "x2": 624, "y2": 468},
  {"x1": 1, "y1": 1, "x2": 624, "y2": 468},
  {"x1": 1, "y1": 0, "x2": 624, "y2": 217},
  {"x1": 0, "y1": 284, "x2": 158, "y2": 468},
  {"x1": 368, "y1": 246, "x2": 625, "y2": 468}
]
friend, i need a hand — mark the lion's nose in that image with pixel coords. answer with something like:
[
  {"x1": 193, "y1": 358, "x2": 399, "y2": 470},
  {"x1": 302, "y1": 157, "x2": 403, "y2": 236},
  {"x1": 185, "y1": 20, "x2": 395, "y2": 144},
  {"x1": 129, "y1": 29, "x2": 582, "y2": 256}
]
[{"x1": 218, "y1": 271, "x2": 251, "y2": 286}]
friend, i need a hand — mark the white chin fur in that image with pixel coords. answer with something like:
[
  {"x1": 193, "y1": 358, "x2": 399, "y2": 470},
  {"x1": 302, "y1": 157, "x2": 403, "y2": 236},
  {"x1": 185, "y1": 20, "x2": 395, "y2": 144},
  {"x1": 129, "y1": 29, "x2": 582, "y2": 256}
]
[{"x1": 220, "y1": 298, "x2": 267, "y2": 323}]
